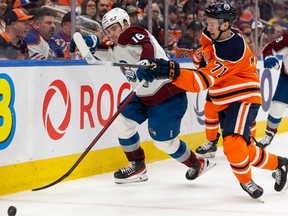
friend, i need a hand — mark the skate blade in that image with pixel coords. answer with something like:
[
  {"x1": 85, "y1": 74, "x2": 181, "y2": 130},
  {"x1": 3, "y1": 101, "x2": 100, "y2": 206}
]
[
  {"x1": 198, "y1": 162, "x2": 216, "y2": 177},
  {"x1": 196, "y1": 152, "x2": 216, "y2": 158},
  {"x1": 254, "y1": 198, "x2": 265, "y2": 203},
  {"x1": 280, "y1": 179, "x2": 288, "y2": 193},
  {"x1": 114, "y1": 173, "x2": 148, "y2": 184}
]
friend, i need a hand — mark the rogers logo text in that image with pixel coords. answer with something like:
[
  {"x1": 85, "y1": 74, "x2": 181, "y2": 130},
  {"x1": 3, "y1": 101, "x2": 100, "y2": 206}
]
[{"x1": 43, "y1": 80, "x2": 71, "y2": 140}]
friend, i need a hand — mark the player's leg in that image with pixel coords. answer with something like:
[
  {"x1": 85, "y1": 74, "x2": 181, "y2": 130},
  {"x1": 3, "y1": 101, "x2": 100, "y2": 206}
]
[
  {"x1": 220, "y1": 103, "x2": 263, "y2": 199},
  {"x1": 257, "y1": 101, "x2": 287, "y2": 148},
  {"x1": 148, "y1": 93, "x2": 215, "y2": 180},
  {"x1": 248, "y1": 143, "x2": 288, "y2": 192},
  {"x1": 112, "y1": 95, "x2": 148, "y2": 184},
  {"x1": 196, "y1": 97, "x2": 220, "y2": 158},
  {"x1": 257, "y1": 74, "x2": 288, "y2": 149}
]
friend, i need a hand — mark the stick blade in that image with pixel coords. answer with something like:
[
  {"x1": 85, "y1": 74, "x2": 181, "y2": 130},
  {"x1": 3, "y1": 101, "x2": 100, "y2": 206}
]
[
  {"x1": 73, "y1": 32, "x2": 102, "y2": 65},
  {"x1": 32, "y1": 173, "x2": 69, "y2": 191}
]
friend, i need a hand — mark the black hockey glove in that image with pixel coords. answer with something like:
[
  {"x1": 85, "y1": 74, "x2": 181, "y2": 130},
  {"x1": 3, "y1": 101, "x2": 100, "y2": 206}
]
[{"x1": 145, "y1": 58, "x2": 180, "y2": 81}]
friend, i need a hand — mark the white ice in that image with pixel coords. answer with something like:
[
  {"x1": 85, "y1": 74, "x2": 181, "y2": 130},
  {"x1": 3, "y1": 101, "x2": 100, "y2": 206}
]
[{"x1": 1, "y1": 133, "x2": 288, "y2": 216}]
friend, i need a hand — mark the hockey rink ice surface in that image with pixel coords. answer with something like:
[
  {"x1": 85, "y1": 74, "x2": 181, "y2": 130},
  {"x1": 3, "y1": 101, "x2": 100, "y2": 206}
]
[{"x1": 1, "y1": 134, "x2": 288, "y2": 216}]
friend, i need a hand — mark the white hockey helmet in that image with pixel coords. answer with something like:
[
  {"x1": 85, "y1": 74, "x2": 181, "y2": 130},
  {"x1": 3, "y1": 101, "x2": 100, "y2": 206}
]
[{"x1": 102, "y1": 8, "x2": 131, "y2": 30}]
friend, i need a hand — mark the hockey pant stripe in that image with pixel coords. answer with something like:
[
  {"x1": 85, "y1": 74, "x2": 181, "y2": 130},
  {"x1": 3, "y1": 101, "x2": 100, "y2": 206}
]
[
  {"x1": 224, "y1": 135, "x2": 278, "y2": 184},
  {"x1": 204, "y1": 100, "x2": 220, "y2": 141}
]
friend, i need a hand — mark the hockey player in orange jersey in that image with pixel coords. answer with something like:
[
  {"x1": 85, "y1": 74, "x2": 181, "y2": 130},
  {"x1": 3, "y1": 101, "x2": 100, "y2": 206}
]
[
  {"x1": 138, "y1": 2, "x2": 288, "y2": 199},
  {"x1": 196, "y1": 93, "x2": 257, "y2": 158}
]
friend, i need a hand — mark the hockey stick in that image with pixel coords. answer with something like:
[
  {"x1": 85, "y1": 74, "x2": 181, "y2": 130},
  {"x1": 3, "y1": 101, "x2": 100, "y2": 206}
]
[
  {"x1": 32, "y1": 79, "x2": 146, "y2": 191},
  {"x1": 73, "y1": 32, "x2": 153, "y2": 69}
]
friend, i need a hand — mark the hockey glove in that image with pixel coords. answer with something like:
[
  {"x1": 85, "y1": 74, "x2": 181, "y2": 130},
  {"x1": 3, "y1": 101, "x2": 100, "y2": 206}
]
[
  {"x1": 70, "y1": 35, "x2": 100, "y2": 54},
  {"x1": 264, "y1": 56, "x2": 280, "y2": 69},
  {"x1": 145, "y1": 58, "x2": 180, "y2": 81},
  {"x1": 136, "y1": 59, "x2": 154, "y2": 82},
  {"x1": 137, "y1": 68, "x2": 154, "y2": 82}
]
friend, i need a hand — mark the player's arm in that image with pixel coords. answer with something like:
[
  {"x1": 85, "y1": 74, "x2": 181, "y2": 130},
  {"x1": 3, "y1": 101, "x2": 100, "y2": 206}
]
[
  {"x1": 262, "y1": 32, "x2": 288, "y2": 69},
  {"x1": 139, "y1": 58, "x2": 215, "y2": 92}
]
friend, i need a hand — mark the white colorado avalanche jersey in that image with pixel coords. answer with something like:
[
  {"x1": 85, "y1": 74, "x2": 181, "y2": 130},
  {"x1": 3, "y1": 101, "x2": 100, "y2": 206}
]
[{"x1": 107, "y1": 25, "x2": 185, "y2": 106}]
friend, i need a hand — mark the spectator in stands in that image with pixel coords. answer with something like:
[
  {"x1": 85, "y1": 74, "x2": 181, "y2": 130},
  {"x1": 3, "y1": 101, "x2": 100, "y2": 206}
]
[
  {"x1": 138, "y1": 3, "x2": 162, "y2": 45},
  {"x1": 0, "y1": 0, "x2": 8, "y2": 33},
  {"x1": 137, "y1": 0, "x2": 146, "y2": 11},
  {"x1": 238, "y1": 7, "x2": 254, "y2": 33},
  {"x1": 126, "y1": 0, "x2": 144, "y2": 20},
  {"x1": 160, "y1": 5, "x2": 182, "y2": 49},
  {"x1": 182, "y1": 0, "x2": 195, "y2": 14},
  {"x1": 185, "y1": 12, "x2": 195, "y2": 28},
  {"x1": 195, "y1": 5, "x2": 205, "y2": 23},
  {"x1": 173, "y1": 20, "x2": 203, "y2": 61},
  {"x1": 111, "y1": 2, "x2": 123, "y2": 9},
  {"x1": 0, "y1": 8, "x2": 32, "y2": 59},
  {"x1": 95, "y1": 0, "x2": 110, "y2": 26},
  {"x1": 53, "y1": 11, "x2": 80, "y2": 59},
  {"x1": 176, "y1": 5, "x2": 186, "y2": 31},
  {"x1": 113, "y1": 0, "x2": 125, "y2": 9},
  {"x1": 27, "y1": 7, "x2": 40, "y2": 28},
  {"x1": 80, "y1": 0, "x2": 96, "y2": 19},
  {"x1": 268, "y1": 1, "x2": 288, "y2": 29},
  {"x1": 25, "y1": 8, "x2": 64, "y2": 59},
  {"x1": 167, "y1": 6, "x2": 181, "y2": 31},
  {"x1": 258, "y1": 0, "x2": 274, "y2": 21},
  {"x1": 126, "y1": 5, "x2": 140, "y2": 26},
  {"x1": 80, "y1": 0, "x2": 99, "y2": 31},
  {"x1": 125, "y1": 0, "x2": 137, "y2": 7},
  {"x1": 87, "y1": 0, "x2": 110, "y2": 49}
]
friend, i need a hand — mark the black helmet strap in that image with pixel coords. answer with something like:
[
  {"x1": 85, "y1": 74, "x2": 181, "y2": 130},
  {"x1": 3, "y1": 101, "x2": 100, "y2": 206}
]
[{"x1": 212, "y1": 21, "x2": 230, "y2": 44}]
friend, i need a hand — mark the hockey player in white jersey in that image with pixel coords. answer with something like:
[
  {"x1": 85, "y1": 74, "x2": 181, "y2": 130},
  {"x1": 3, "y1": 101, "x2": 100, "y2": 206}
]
[
  {"x1": 257, "y1": 32, "x2": 288, "y2": 149},
  {"x1": 71, "y1": 8, "x2": 215, "y2": 184}
]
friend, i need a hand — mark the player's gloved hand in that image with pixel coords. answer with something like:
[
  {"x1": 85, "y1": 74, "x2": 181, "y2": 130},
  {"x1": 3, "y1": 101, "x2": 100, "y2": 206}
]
[
  {"x1": 136, "y1": 59, "x2": 154, "y2": 82},
  {"x1": 70, "y1": 35, "x2": 100, "y2": 54},
  {"x1": 264, "y1": 56, "x2": 280, "y2": 69},
  {"x1": 137, "y1": 68, "x2": 154, "y2": 82},
  {"x1": 144, "y1": 58, "x2": 180, "y2": 81}
]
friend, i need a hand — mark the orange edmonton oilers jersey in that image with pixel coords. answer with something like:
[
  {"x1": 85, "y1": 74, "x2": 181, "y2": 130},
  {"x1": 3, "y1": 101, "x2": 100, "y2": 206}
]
[{"x1": 172, "y1": 28, "x2": 262, "y2": 111}]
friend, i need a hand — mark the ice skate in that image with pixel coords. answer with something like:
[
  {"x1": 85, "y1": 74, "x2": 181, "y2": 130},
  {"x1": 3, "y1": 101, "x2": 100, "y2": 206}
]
[
  {"x1": 196, "y1": 133, "x2": 220, "y2": 158},
  {"x1": 274, "y1": 157, "x2": 288, "y2": 192},
  {"x1": 256, "y1": 129, "x2": 275, "y2": 149},
  {"x1": 186, "y1": 157, "x2": 216, "y2": 180},
  {"x1": 114, "y1": 160, "x2": 148, "y2": 184},
  {"x1": 240, "y1": 180, "x2": 264, "y2": 199}
]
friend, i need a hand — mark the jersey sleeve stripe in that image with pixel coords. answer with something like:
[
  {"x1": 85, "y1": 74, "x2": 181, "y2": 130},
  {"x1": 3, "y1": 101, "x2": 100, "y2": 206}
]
[{"x1": 195, "y1": 70, "x2": 211, "y2": 88}]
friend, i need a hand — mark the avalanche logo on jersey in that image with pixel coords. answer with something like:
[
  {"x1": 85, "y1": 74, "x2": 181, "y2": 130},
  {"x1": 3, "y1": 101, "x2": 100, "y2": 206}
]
[{"x1": 119, "y1": 60, "x2": 137, "y2": 82}]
